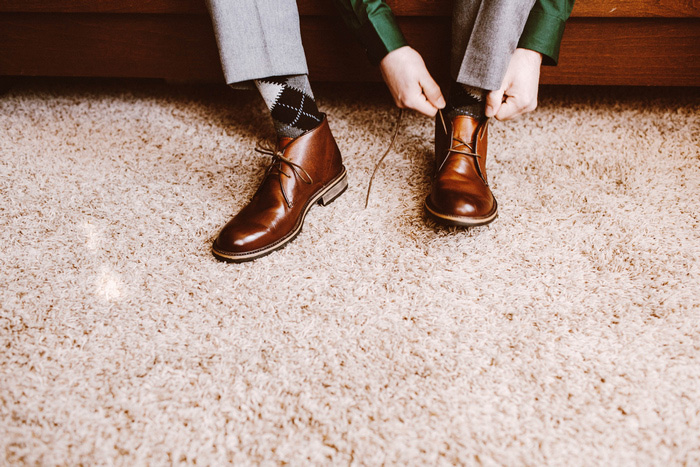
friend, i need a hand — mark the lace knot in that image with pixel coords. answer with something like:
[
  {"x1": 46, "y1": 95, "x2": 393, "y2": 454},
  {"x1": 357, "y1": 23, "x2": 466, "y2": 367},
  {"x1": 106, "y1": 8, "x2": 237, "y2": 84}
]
[{"x1": 255, "y1": 143, "x2": 314, "y2": 208}]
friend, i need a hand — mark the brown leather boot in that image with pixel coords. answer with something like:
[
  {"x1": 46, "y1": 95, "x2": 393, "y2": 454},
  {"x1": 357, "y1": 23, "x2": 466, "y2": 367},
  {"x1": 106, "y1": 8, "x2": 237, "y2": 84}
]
[
  {"x1": 425, "y1": 114, "x2": 497, "y2": 227},
  {"x1": 212, "y1": 115, "x2": 347, "y2": 262}
]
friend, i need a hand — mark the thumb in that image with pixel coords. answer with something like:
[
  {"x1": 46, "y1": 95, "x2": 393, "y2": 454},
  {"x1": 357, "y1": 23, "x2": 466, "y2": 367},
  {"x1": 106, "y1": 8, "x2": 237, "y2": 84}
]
[
  {"x1": 420, "y1": 74, "x2": 446, "y2": 109},
  {"x1": 485, "y1": 89, "x2": 504, "y2": 118}
]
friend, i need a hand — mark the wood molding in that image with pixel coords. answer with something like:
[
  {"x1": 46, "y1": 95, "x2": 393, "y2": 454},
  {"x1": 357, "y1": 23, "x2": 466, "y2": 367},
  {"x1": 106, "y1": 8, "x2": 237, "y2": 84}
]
[
  {"x1": 570, "y1": 0, "x2": 700, "y2": 18},
  {"x1": 0, "y1": 1, "x2": 207, "y2": 14},
  {"x1": 1, "y1": 13, "x2": 698, "y2": 86},
  {"x1": 0, "y1": 13, "x2": 223, "y2": 80},
  {"x1": 301, "y1": 16, "x2": 700, "y2": 86},
  {"x1": 0, "y1": 0, "x2": 698, "y2": 18},
  {"x1": 541, "y1": 18, "x2": 700, "y2": 85}
]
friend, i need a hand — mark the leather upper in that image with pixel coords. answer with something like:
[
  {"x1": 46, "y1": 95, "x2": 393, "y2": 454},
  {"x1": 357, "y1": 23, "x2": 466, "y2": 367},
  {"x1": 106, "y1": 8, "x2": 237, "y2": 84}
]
[
  {"x1": 214, "y1": 116, "x2": 343, "y2": 255},
  {"x1": 427, "y1": 114, "x2": 496, "y2": 220}
]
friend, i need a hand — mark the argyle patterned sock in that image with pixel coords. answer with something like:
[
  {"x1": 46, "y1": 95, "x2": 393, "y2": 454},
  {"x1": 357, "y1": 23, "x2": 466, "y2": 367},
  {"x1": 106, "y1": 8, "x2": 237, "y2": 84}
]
[
  {"x1": 254, "y1": 74, "x2": 323, "y2": 139},
  {"x1": 445, "y1": 82, "x2": 487, "y2": 121}
]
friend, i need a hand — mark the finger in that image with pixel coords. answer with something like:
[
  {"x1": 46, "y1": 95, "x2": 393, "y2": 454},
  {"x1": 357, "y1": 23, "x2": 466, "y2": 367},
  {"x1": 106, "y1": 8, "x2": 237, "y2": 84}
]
[
  {"x1": 405, "y1": 93, "x2": 439, "y2": 117},
  {"x1": 412, "y1": 97, "x2": 439, "y2": 117},
  {"x1": 494, "y1": 95, "x2": 524, "y2": 121},
  {"x1": 485, "y1": 89, "x2": 504, "y2": 118},
  {"x1": 398, "y1": 80, "x2": 439, "y2": 116},
  {"x1": 419, "y1": 74, "x2": 446, "y2": 109},
  {"x1": 391, "y1": 94, "x2": 406, "y2": 110}
]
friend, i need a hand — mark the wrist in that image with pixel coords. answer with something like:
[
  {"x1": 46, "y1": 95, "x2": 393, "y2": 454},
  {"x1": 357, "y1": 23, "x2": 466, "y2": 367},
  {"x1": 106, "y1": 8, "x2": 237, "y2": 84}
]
[
  {"x1": 380, "y1": 46, "x2": 413, "y2": 66},
  {"x1": 516, "y1": 48, "x2": 543, "y2": 66}
]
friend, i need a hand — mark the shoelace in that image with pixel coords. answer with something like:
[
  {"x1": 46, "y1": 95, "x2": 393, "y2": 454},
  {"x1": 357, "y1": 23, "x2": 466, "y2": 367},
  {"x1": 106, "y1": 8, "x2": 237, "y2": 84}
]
[
  {"x1": 364, "y1": 108, "x2": 403, "y2": 208},
  {"x1": 437, "y1": 135, "x2": 479, "y2": 172},
  {"x1": 365, "y1": 108, "x2": 490, "y2": 207},
  {"x1": 255, "y1": 144, "x2": 314, "y2": 208},
  {"x1": 258, "y1": 109, "x2": 490, "y2": 209},
  {"x1": 436, "y1": 110, "x2": 490, "y2": 185}
]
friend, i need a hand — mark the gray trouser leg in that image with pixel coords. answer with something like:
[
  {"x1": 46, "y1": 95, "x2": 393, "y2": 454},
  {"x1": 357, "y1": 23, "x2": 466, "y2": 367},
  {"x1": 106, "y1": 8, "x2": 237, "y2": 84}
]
[
  {"x1": 206, "y1": 0, "x2": 308, "y2": 85},
  {"x1": 451, "y1": 0, "x2": 536, "y2": 90}
]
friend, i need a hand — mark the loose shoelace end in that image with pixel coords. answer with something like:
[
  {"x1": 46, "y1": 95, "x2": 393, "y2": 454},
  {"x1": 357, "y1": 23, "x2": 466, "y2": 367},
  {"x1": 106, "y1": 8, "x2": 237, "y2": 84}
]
[{"x1": 364, "y1": 108, "x2": 403, "y2": 209}]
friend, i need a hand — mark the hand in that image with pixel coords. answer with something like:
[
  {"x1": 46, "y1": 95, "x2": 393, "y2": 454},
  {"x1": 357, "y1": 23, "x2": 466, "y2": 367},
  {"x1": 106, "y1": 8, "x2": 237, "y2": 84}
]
[
  {"x1": 379, "y1": 46, "x2": 446, "y2": 117},
  {"x1": 485, "y1": 48, "x2": 543, "y2": 121}
]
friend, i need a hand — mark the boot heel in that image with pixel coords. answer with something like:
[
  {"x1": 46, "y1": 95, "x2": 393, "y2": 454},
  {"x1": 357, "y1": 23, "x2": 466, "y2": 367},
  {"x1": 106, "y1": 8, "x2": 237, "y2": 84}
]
[{"x1": 318, "y1": 172, "x2": 348, "y2": 206}]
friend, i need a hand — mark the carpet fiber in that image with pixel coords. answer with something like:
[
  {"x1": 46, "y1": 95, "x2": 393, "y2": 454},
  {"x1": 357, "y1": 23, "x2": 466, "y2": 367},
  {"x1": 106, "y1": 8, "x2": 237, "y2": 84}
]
[{"x1": 1, "y1": 80, "x2": 699, "y2": 465}]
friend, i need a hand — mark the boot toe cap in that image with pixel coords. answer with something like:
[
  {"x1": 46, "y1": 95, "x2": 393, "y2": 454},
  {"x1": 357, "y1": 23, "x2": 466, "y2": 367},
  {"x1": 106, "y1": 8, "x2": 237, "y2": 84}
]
[
  {"x1": 429, "y1": 187, "x2": 495, "y2": 219},
  {"x1": 214, "y1": 220, "x2": 272, "y2": 255}
]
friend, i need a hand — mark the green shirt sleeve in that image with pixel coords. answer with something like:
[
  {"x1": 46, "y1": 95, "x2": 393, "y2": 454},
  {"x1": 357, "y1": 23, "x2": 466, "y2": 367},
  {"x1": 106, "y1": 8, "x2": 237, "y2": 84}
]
[
  {"x1": 517, "y1": 0, "x2": 575, "y2": 66},
  {"x1": 329, "y1": 0, "x2": 408, "y2": 65}
]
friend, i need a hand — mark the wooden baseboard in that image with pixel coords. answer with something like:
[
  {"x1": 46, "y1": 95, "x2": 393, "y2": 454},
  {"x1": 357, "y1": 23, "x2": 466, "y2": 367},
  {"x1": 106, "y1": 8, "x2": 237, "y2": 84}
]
[
  {"x1": 0, "y1": 12, "x2": 698, "y2": 86},
  {"x1": 301, "y1": 16, "x2": 700, "y2": 86},
  {"x1": 2, "y1": 0, "x2": 699, "y2": 17}
]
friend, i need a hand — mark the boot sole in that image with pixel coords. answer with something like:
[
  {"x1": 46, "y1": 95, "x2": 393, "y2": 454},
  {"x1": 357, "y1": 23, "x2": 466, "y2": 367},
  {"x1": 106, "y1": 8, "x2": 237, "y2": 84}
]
[
  {"x1": 212, "y1": 168, "x2": 348, "y2": 263},
  {"x1": 424, "y1": 197, "x2": 498, "y2": 227}
]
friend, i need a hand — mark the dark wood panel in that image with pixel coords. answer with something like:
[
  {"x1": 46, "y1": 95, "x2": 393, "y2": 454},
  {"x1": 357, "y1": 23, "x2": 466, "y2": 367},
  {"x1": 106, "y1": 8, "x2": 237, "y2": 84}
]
[
  {"x1": 0, "y1": 0, "x2": 207, "y2": 14},
  {"x1": 302, "y1": 17, "x2": 700, "y2": 86},
  {"x1": 0, "y1": 0, "x2": 698, "y2": 18},
  {"x1": 0, "y1": 13, "x2": 223, "y2": 80},
  {"x1": 0, "y1": 13, "x2": 698, "y2": 86},
  {"x1": 572, "y1": 0, "x2": 700, "y2": 18},
  {"x1": 296, "y1": 0, "x2": 449, "y2": 16},
  {"x1": 381, "y1": 0, "x2": 700, "y2": 17},
  {"x1": 540, "y1": 18, "x2": 700, "y2": 85},
  {"x1": 301, "y1": 17, "x2": 449, "y2": 82}
]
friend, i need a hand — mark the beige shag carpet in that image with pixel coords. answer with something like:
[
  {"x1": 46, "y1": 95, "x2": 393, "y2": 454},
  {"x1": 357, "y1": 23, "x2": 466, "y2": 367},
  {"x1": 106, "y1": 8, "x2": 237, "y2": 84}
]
[{"x1": 1, "y1": 79, "x2": 699, "y2": 465}]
